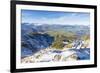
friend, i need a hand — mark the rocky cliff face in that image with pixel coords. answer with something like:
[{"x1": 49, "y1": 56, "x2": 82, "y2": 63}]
[{"x1": 21, "y1": 23, "x2": 54, "y2": 58}]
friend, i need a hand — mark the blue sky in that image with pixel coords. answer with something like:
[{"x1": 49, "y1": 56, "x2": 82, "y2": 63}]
[{"x1": 21, "y1": 10, "x2": 90, "y2": 25}]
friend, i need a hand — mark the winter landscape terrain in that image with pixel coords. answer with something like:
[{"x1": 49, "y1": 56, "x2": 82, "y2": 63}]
[{"x1": 21, "y1": 23, "x2": 90, "y2": 63}]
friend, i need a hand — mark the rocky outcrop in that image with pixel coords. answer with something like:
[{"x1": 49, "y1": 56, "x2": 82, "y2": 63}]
[{"x1": 21, "y1": 23, "x2": 54, "y2": 58}]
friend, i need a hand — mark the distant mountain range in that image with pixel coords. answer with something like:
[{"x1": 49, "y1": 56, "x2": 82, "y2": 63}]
[{"x1": 22, "y1": 23, "x2": 90, "y2": 36}]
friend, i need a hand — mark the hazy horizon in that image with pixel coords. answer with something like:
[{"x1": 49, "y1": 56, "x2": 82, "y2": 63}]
[{"x1": 21, "y1": 10, "x2": 90, "y2": 26}]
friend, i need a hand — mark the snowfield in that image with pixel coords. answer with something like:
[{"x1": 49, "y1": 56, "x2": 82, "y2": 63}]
[{"x1": 21, "y1": 47, "x2": 90, "y2": 63}]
